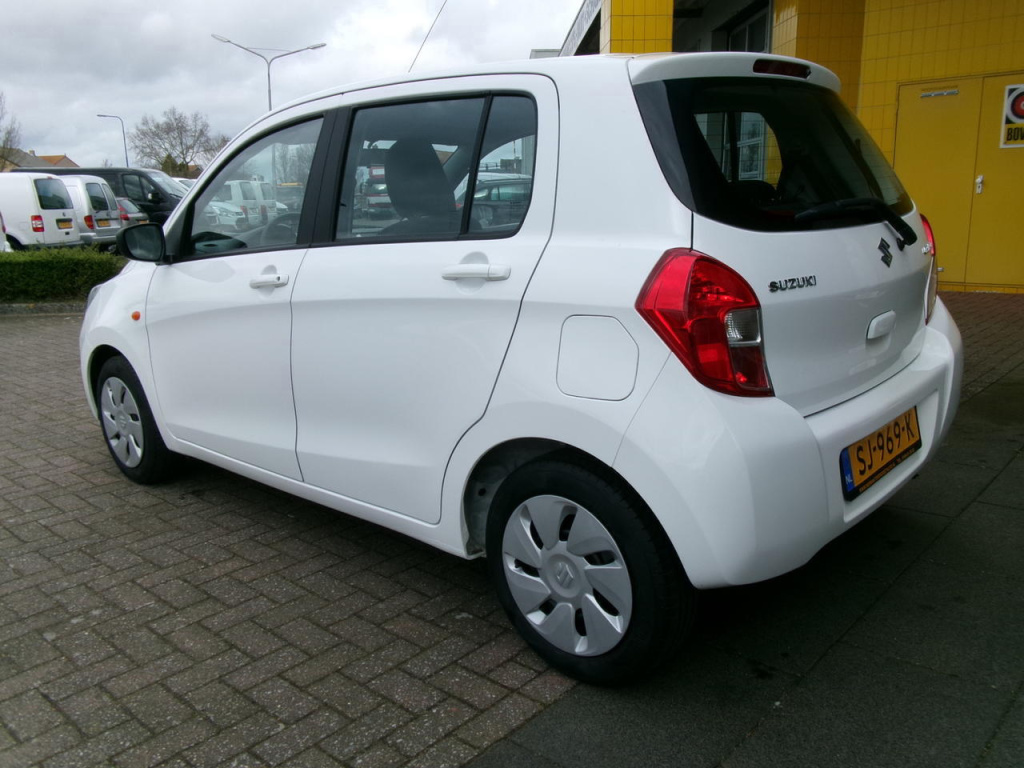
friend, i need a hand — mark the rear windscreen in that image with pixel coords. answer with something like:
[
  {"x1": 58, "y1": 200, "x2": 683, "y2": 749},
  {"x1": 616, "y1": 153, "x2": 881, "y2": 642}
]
[
  {"x1": 33, "y1": 179, "x2": 72, "y2": 211},
  {"x1": 634, "y1": 77, "x2": 912, "y2": 231}
]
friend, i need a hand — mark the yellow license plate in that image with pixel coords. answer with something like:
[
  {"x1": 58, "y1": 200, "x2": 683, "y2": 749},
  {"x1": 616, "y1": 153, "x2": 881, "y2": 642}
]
[
  {"x1": 840, "y1": 407, "x2": 921, "y2": 500},
  {"x1": 57, "y1": 219, "x2": 73, "y2": 229},
  {"x1": 96, "y1": 219, "x2": 110, "y2": 227}
]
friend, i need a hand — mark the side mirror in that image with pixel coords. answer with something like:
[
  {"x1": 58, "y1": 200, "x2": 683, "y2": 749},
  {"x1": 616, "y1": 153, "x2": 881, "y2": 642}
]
[
  {"x1": 148, "y1": 190, "x2": 165, "y2": 203},
  {"x1": 117, "y1": 222, "x2": 166, "y2": 262}
]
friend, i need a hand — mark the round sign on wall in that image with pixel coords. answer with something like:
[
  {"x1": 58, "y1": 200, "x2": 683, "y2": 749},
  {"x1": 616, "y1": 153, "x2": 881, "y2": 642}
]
[{"x1": 1002, "y1": 85, "x2": 1024, "y2": 147}]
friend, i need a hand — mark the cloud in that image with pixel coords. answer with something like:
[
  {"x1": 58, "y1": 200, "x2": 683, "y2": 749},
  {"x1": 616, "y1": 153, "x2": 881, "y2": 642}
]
[{"x1": 1, "y1": 0, "x2": 578, "y2": 167}]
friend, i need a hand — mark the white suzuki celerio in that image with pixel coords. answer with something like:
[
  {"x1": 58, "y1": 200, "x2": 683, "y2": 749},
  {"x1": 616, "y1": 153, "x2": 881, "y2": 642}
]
[{"x1": 81, "y1": 53, "x2": 962, "y2": 684}]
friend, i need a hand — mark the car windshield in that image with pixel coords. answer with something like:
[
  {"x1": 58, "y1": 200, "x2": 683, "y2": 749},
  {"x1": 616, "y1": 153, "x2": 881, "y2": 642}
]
[
  {"x1": 634, "y1": 77, "x2": 912, "y2": 232},
  {"x1": 144, "y1": 169, "x2": 189, "y2": 199}
]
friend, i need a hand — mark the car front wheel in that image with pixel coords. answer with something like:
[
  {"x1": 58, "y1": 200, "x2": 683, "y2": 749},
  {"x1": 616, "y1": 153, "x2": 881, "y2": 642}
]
[
  {"x1": 95, "y1": 355, "x2": 176, "y2": 484},
  {"x1": 487, "y1": 455, "x2": 694, "y2": 684}
]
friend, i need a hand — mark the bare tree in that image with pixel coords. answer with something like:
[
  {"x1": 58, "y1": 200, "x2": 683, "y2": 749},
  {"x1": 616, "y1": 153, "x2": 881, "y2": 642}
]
[
  {"x1": 130, "y1": 107, "x2": 227, "y2": 174},
  {"x1": 0, "y1": 91, "x2": 23, "y2": 171}
]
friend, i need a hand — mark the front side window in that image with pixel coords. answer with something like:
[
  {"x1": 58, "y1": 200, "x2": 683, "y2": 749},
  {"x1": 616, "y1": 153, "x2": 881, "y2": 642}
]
[
  {"x1": 34, "y1": 179, "x2": 72, "y2": 210},
  {"x1": 636, "y1": 77, "x2": 912, "y2": 232},
  {"x1": 336, "y1": 95, "x2": 537, "y2": 241},
  {"x1": 122, "y1": 174, "x2": 143, "y2": 202},
  {"x1": 187, "y1": 118, "x2": 323, "y2": 257}
]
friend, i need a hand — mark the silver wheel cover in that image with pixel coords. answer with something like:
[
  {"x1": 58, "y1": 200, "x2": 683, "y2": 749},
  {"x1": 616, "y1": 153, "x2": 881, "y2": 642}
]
[
  {"x1": 99, "y1": 376, "x2": 144, "y2": 469},
  {"x1": 501, "y1": 494, "x2": 633, "y2": 656}
]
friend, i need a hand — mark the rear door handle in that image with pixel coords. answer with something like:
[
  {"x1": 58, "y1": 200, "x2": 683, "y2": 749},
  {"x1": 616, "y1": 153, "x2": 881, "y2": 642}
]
[
  {"x1": 249, "y1": 274, "x2": 290, "y2": 289},
  {"x1": 442, "y1": 264, "x2": 511, "y2": 281}
]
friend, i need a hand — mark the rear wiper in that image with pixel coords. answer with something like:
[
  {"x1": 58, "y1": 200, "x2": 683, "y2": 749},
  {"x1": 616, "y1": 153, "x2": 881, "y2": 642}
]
[{"x1": 794, "y1": 197, "x2": 917, "y2": 248}]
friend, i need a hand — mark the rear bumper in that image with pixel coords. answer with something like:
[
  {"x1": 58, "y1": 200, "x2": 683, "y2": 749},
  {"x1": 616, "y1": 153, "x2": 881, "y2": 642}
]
[{"x1": 614, "y1": 298, "x2": 962, "y2": 588}]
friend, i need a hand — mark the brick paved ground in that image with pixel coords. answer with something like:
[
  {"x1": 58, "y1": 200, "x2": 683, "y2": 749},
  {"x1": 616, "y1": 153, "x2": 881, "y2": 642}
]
[
  {"x1": 0, "y1": 292, "x2": 1019, "y2": 768},
  {"x1": 941, "y1": 292, "x2": 1024, "y2": 399},
  {"x1": 0, "y1": 314, "x2": 573, "y2": 768}
]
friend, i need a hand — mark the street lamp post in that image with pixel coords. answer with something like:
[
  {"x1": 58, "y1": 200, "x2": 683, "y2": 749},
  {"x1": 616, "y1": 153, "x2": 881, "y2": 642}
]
[
  {"x1": 211, "y1": 34, "x2": 326, "y2": 111},
  {"x1": 97, "y1": 114, "x2": 129, "y2": 166}
]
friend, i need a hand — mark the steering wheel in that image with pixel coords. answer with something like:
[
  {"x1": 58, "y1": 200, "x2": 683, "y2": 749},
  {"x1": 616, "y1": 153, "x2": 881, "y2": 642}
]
[{"x1": 260, "y1": 213, "x2": 301, "y2": 246}]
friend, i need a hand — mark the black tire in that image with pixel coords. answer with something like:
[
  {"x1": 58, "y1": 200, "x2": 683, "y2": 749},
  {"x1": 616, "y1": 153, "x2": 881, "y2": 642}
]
[
  {"x1": 94, "y1": 355, "x2": 176, "y2": 484},
  {"x1": 486, "y1": 455, "x2": 695, "y2": 685}
]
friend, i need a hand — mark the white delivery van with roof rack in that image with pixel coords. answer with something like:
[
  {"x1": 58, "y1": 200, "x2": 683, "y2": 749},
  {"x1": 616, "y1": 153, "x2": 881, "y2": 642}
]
[
  {"x1": 0, "y1": 172, "x2": 82, "y2": 248},
  {"x1": 81, "y1": 53, "x2": 962, "y2": 684}
]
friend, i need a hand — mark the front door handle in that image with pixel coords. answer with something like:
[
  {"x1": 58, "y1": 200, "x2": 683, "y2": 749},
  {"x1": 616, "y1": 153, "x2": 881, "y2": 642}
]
[
  {"x1": 441, "y1": 263, "x2": 511, "y2": 281},
  {"x1": 249, "y1": 273, "x2": 290, "y2": 289}
]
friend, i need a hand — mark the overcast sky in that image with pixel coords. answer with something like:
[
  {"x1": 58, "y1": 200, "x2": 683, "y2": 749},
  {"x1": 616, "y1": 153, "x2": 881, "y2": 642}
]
[{"x1": 2, "y1": 0, "x2": 581, "y2": 168}]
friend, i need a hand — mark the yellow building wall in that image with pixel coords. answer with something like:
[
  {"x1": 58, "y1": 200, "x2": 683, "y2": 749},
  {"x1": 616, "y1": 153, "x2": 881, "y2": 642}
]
[
  {"x1": 858, "y1": 0, "x2": 1024, "y2": 163},
  {"x1": 772, "y1": 0, "x2": 866, "y2": 111},
  {"x1": 771, "y1": 0, "x2": 1024, "y2": 162},
  {"x1": 599, "y1": 0, "x2": 674, "y2": 54}
]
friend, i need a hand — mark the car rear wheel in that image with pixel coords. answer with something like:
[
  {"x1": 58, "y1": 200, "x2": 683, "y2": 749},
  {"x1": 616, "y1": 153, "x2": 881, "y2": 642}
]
[
  {"x1": 95, "y1": 356, "x2": 176, "y2": 484},
  {"x1": 487, "y1": 455, "x2": 694, "y2": 684}
]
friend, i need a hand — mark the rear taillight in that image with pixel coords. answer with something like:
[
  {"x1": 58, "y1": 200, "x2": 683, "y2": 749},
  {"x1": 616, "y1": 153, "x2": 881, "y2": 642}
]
[
  {"x1": 637, "y1": 249, "x2": 773, "y2": 397},
  {"x1": 31, "y1": 215, "x2": 44, "y2": 233},
  {"x1": 85, "y1": 215, "x2": 96, "y2": 230},
  {"x1": 119, "y1": 206, "x2": 129, "y2": 222},
  {"x1": 921, "y1": 214, "x2": 938, "y2": 323}
]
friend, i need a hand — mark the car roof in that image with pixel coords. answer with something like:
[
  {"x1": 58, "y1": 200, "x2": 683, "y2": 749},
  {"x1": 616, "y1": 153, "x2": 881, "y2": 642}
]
[{"x1": 271, "y1": 52, "x2": 840, "y2": 119}]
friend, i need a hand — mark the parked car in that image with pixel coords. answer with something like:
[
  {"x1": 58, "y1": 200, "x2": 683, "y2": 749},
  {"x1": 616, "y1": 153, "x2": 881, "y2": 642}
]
[
  {"x1": 59, "y1": 174, "x2": 122, "y2": 248},
  {"x1": 115, "y1": 197, "x2": 148, "y2": 225},
  {"x1": 12, "y1": 166, "x2": 185, "y2": 223},
  {"x1": 200, "y1": 200, "x2": 248, "y2": 232},
  {"x1": 84, "y1": 53, "x2": 962, "y2": 684},
  {"x1": 456, "y1": 173, "x2": 532, "y2": 228},
  {"x1": 0, "y1": 172, "x2": 82, "y2": 248}
]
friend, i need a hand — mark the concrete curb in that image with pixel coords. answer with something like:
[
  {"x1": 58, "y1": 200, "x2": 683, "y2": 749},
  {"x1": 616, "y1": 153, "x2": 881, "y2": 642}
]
[{"x1": 0, "y1": 301, "x2": 85, "y2": 315}]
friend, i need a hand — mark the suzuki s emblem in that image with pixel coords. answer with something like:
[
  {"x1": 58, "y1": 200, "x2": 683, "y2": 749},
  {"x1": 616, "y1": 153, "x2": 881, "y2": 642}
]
[
  {"x1": 879, "y1": 238, "x2": 894, "y2": 267},
  {"x1": 554, "y1": 561, "x2": 575, "y2": 588}
]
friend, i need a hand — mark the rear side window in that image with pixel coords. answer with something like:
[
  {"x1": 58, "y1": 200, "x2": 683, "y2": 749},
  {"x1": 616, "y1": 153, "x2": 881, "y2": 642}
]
[
  {"x1": 34, "y1": 179, "x2": 72, "y2": 210},
  {"x1": 635, "y1": 77, "x2": 912, "y2": 232},
  {"x1": 86, "y1": 183, "x2": 108, "y2": 211},
  {"x1": 335, "y1": 94, "x2": 537, "y2": 241}
]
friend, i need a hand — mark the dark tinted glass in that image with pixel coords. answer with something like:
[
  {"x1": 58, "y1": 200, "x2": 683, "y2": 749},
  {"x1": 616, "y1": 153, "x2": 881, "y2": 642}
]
[
  {"x1": 86, "y1": 183, "x2": 108, "y2": 211},
  {"x1": 635, "y1": 77, "x2": 912, "y2": 232},
  {"x1": 33, "y1": 179, "x2": 72, "y2": 210}
]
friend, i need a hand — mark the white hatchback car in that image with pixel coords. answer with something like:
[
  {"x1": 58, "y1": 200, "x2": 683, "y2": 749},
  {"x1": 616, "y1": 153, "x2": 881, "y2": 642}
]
[{"x1": 82, "y1": 53, "x2": 962, "y2": 684}]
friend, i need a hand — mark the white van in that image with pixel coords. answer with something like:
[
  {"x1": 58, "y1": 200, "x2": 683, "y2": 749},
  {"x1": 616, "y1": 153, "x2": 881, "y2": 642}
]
[
  {"x1": 59, "y1": 174, "x2": 122, "y2": 248},
  {"x1": 0, "y1": 172, "x2": 82, "y2": 248},
  {"x1": 208, "y1": 178, "x2": 277, "y2": 229}
]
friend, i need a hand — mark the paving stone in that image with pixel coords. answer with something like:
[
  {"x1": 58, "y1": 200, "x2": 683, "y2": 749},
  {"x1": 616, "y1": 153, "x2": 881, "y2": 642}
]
[
  {"x1": 429, "y1": 667, "x2": 508, "y2": 711},
  {"x1": 185, "y1": 681, "x2": 262, "y2": 729},
  {"x1": 454, "y1": 695, "x2": 541, "y2": 750},
  {"x1": 122, "y1": 684, "x2": 193, "y2": 732},
  {"x1": 345, "y1": 640, "x2": 421, "y2": 685},
  {"x1": 0, "y1": 687, "x2": 68, "y2": 740},
  {"x1": 386, "y1": 699, "x2": 477, "y2": 757},
  {"x1": 245, "y1": 678, "x2": 319, "y2": 724},
  {"x1": 320, "y1": 702, "x2": 413, "y2": 761},
  {"x1": 56, "y1": 685, "x2": 131, "y2": 736},
  {"x1": 181, "y1": 712, "x2": 283, "y2": 768},
  {"x1": 306, "y1": 673, "x2": 384, "y2": 719},
  {"x1": 250, "y1": 708, "x2": 346, "y2": 766}
]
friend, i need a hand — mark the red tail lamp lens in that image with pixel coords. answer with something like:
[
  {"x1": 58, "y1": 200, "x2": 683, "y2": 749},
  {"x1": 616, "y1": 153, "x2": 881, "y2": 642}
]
[{"x1": 637, "y1": 249, "x2": 773, "y2": 396}]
